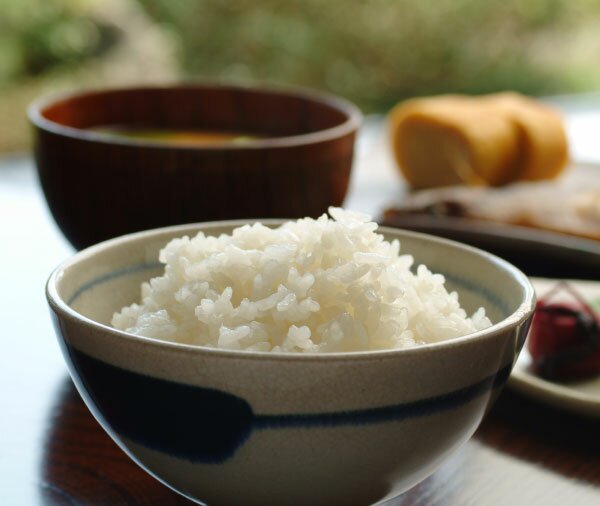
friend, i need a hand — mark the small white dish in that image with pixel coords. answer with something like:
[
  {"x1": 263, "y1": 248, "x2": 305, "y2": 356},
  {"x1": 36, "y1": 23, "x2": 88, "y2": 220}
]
[{"x1": 509, "y1": 278, "x2": 600, "y2": 418}]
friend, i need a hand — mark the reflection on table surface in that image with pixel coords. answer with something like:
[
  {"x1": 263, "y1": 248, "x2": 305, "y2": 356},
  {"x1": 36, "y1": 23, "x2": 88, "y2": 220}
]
[{"x1": 2, "y1": 105, "x2": 600, "y2": 504}]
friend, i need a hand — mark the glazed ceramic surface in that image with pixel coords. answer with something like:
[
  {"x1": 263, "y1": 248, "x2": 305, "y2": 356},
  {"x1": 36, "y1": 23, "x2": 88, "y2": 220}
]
[{"x1": 47, "y1": 222, "x2": 534, "y2": 506}]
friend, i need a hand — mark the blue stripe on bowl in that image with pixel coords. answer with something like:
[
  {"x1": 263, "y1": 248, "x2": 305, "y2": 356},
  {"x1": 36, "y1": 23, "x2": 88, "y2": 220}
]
[
  {"x1": 443, "y1": 271, "x2": 511, "y2": 316},
  {"x1": 62, "y1": 344, "x2": 511, "y2": 465},
  {"x1": 67, "y1": 262, "x2": 162, "y2": 306},
  {"x1": 255, "y1": 364, "x2": 510, "y2": 429}
]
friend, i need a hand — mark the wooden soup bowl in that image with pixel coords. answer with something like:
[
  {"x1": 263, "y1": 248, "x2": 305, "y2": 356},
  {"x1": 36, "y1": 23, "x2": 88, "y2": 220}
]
[{"x1": 29, "y1": 84, "x2": 361, "y2": 249}]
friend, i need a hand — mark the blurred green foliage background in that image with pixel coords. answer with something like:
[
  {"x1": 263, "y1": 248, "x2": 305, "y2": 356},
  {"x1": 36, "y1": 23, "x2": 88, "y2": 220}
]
[{"x1": 2, "y1": 0, "x2": 600, "y2": 151}]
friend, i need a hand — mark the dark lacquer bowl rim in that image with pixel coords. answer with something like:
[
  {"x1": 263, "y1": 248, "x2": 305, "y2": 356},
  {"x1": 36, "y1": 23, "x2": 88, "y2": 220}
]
[
  {"x1": 28, "y1": 81, "x2": 362, "y2": 150},
  {"x1": 46, "y1": 220, "x2": 535, "y2": 362}
]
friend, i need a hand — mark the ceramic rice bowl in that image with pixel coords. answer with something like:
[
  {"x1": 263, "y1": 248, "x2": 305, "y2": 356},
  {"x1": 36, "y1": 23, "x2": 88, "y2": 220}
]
[{"x1": 46, "y1": 221, "x2": 534, "y2": 506}]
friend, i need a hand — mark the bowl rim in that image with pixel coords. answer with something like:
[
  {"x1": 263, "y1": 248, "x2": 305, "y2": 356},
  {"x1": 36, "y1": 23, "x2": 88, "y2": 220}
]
[
  {"x1": 46, "y1": 220, "x2": 535, "y2": 362},
  {"x1": 27, "y1": 81, "x2": 362, "y2": 150}
]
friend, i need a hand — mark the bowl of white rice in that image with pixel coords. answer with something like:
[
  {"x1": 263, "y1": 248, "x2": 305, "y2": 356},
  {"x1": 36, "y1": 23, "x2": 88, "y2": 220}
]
[{"x1": 47, "y1": 208, "x2": 534, "y2": 506}]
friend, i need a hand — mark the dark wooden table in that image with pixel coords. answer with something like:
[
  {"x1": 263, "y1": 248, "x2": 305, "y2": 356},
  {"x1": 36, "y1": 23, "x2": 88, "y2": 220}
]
[{"x1": 2, "y1": 151, "x2": 600, "y2": 506}]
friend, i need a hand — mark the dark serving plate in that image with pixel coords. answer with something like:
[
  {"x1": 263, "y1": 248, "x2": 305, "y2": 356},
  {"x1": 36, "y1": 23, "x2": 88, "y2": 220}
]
[{"x1": 380, "y1": 215, "x2": 600, "y2": 280}]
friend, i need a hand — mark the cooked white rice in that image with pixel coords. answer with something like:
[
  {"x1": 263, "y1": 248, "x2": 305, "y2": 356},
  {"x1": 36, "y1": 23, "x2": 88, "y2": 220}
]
[{"x1": 112, "y1": 208, "x2": 491, "y2": 352}]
